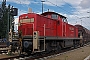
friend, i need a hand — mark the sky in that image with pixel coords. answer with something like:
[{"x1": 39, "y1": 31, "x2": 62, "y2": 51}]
[{"x1": 0, "y1": 0, "x2": 90, "y2": 31}]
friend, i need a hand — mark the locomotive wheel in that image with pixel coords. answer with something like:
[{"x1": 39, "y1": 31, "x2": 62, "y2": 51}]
[
  {"x1": 45, "y1": 43, "x2": 52, "y2": 53},
  {"x1": 56, "y1": 45, "x2": 61, "y2": 52},
  {"x1": 55, "y1": 42, "x2": 61, "y2": 53},
  {"x1": 18, "y1": 49, "x2": 21, "y2": 55}
]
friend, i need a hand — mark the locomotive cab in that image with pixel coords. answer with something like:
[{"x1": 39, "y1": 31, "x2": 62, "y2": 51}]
[{"x1": 41, "y1": 11, "x2": 67, "y2": 23}]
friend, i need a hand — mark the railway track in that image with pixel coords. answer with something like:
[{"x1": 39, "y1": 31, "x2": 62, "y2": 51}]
[
  {"x1": 0, "y1": 43, "x2": 89, "y2": 60},
  {"x1": 0, "y1": 47, "x2": 9, "y2": 55}
]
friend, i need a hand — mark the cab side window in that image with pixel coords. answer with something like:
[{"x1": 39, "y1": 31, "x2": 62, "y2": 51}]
[
  {"x1": 51, "y1": 14, "x2": 58, "y2": 19},
  {"x1": 62, "y1": 18, "x2": 68, "y2": 23}
]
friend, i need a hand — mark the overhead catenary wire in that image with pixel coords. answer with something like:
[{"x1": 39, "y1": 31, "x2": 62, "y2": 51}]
[
  {"x1": 15, "y1": 0, "x2": 41, "y2": 13},
  {"x1": 45, "y1": 0, "x2": 90, "y2": 29},
  {"x1": 23, "y1": 0, "x2": 90, "y2": 29},
  {"x1": 46, "y1": 0, "x2": 81, "y2": 19},
  {"x1": 13, "y1": 0, "x2": 90, "y2": 29},
  {"x1": 61, "y1": 0, "x2": 87, "y2": 17}
]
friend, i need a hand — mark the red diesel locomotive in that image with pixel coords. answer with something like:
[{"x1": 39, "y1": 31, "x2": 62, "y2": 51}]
[{"x1": 18, "y1": 11, "x2": 82, "y2": 54}]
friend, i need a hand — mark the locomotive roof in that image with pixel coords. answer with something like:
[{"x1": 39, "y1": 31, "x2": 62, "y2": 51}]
[{"x1": 41, "y1": 12, "x2": 66, "y2": 18}]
